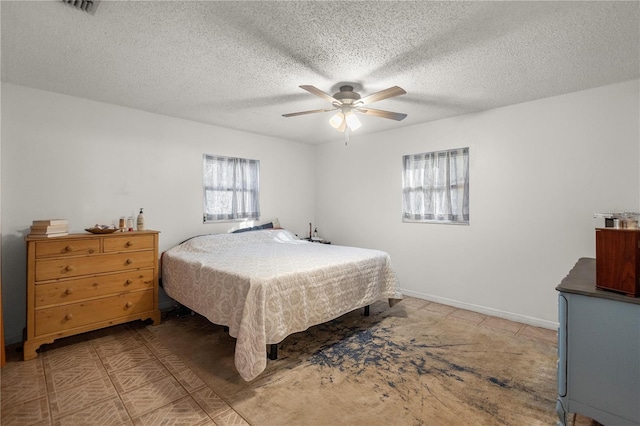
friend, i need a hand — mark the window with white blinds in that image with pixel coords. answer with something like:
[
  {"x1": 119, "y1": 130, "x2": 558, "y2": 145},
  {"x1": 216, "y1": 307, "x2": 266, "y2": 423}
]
[
  {"x1": 203, "y1": 154, "x2": 260, "y2": 222},
  {"x1": 402, "y1": 147, "x2": 469, "y2": 224}
]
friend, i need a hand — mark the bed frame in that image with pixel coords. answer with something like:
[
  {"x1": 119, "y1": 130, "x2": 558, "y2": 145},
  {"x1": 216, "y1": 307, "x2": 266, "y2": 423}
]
[{"x1": 213, "y1": 304, "x2": 370, "y2": 360}]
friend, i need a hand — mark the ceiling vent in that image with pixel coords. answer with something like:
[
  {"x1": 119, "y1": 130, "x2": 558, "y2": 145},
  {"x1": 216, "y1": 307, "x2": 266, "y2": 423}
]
[{"x1": 61, "y1": 0, "x2": 99, "y2": 14}]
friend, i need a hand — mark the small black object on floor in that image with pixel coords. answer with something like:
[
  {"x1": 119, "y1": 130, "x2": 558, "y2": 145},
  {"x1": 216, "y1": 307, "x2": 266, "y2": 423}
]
[{"x1": 162, "y1": 303, "x2": 195, "y2": 321}]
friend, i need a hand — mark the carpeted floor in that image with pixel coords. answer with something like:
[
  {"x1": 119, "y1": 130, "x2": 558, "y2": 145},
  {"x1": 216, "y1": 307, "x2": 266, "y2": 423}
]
[{"x1": 151, "y1": 296, "x2": 560, "y2": 426}]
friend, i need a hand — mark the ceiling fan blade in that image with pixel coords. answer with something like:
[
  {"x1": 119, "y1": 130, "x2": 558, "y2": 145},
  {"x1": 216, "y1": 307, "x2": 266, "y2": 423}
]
[
  {"x1": 358, "y1": 86, "x2": 407, "y2": 105},
  {"x1": 356, "y1": 107, "x2": 407, "y2": 121},
  {"x1": 299, "y1": 85, "x2": 340, "y2": 104},
  {"x1": 282, "y1": 108, "x2": 336, "y2": 117}
]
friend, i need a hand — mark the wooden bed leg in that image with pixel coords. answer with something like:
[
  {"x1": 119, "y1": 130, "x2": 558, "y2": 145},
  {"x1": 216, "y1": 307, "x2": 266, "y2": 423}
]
[
  {"x1": 268, "y1": 344, "x2": 278, "y2": 360},
  {"x1": 364, "y1": 305, "x2": 370, "y2": 316}
]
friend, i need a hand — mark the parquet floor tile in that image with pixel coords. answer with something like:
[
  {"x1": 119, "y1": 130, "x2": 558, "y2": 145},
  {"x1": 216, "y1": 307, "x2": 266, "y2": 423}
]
[{"x1": 1, "y1": 322, "x2": 242, "y2": 425}]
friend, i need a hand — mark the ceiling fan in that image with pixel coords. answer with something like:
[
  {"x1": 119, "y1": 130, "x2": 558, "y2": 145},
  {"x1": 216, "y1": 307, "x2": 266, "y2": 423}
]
[{"x1": 282, "y1": 85, "x2": 407, "y2": 133}]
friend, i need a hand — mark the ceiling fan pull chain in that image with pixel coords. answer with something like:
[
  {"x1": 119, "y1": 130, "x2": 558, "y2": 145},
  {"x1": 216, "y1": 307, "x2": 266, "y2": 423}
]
[{"x1": 344, "y1": 127, "x2": 350, "y2": 146}]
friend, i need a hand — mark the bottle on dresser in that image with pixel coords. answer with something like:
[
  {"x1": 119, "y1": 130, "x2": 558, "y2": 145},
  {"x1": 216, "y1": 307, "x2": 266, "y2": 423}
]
[{"x1": 137, "y1": 208, "x2": 145, "y2": 231}]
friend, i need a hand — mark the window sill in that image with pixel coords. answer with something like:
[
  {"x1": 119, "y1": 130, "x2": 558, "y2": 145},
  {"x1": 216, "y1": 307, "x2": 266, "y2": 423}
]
[{"x1": 402, "y1": 219, "x2": 469, "y2": 225}]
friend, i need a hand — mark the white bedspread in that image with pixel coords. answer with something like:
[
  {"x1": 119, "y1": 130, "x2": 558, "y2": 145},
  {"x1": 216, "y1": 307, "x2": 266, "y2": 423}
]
[{"x1": 161, "y1": 229, "x2": 402, "y2": 381}]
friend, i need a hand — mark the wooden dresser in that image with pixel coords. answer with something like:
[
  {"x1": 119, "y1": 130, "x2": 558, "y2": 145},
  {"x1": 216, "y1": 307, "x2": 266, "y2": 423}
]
[{"x1": 24, "y1": 230, "x2": 161, "y2": 360}]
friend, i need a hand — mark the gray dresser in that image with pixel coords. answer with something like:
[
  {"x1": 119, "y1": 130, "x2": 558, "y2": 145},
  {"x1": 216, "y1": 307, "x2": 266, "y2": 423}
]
[{"x1": 556, "y1": 258, "x2": 640, "y2": 426}]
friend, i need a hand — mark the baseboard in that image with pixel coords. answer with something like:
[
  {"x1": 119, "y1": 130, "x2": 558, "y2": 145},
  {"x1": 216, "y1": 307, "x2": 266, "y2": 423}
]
[
  {"x1": 399, "y1": 289, "x2": 559, "y2": 330},
  {"x1": 2, "y1": 296, "x2": 556, "y2": 345}
]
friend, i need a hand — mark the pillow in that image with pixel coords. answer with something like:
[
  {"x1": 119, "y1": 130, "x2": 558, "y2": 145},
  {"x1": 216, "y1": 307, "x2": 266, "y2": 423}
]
[
  {"x1": 228, "y1": 217, "x2": 281, "y2": 233},
  {"x1": 232, "y1": 222, "x2": 274, "y2": 233}
]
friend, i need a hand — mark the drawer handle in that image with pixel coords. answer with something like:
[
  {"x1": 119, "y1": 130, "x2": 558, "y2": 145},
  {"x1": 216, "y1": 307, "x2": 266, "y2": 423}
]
[
  {"x1": 125, "y1": 241, "x2": 133, "y2": 247},
  {"x1": 65, "y1": 288, "x2": 74, "y2": 295},
  {"x1": 64, "y1": 245, "x2": 73, "y2": 252},
  {"x1": 64, "y1": 265, "x2": 75, "y2": 272},
  {"x1": 125, "y1": 258, "x2": 133, "y2": 265},
  {"x1": 65, "y1": 313, "x2": 74, "y2": 320},
  {"x1": 125, "y1": 279, "x2": 133, "y2": 285},
  {"x1": 88, "y1": 249, "x2": 95, "y2": 254},
  {"x1": 125, "y1": 302, "x2": 133, "y2": 308}
]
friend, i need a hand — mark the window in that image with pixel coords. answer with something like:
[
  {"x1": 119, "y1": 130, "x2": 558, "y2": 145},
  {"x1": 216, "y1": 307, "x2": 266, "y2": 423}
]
[
  {"x1": 203, "y1": 154, "x2": 260, "y2": 222},
  {"x1": 402, "y1": 147, "x2": 469, "y2": 224}
]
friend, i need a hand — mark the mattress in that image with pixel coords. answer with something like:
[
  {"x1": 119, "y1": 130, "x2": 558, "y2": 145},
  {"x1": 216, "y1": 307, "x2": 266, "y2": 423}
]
[{"x1": 161, "y1": 228, "x2": 402, "y2": 381}]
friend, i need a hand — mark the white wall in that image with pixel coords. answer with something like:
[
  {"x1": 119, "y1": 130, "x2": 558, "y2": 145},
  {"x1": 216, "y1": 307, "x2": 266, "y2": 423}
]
[
  {"x1": 315, "y1": 80, "x2": 640, "y2": 328},
  {"x1": 1, "y1": 83, "x2": 316, "y2": 344},
  {"x1": 2, "y1": 80, "x2": 638, "y2": 343}
]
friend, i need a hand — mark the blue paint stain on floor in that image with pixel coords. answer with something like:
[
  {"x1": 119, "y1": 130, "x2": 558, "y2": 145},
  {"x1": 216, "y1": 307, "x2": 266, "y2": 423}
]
[
  {"x1": 488, "y1": 377, "x2": 511, "y2": 388},
  {"x1": 300, "y1": 311, "x2": 547, "y2": 419},
  {"x1": 262, "y1": 303, "x2": 557, "y2": 425},
  {"x1": 315, "y1": 324, "x2": 527, "y2": 396}
]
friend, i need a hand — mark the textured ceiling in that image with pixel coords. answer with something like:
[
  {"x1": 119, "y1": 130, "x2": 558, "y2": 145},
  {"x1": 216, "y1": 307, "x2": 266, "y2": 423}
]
[{"x1": 2, "y1": 1, "x2": 639, "y2": 144}]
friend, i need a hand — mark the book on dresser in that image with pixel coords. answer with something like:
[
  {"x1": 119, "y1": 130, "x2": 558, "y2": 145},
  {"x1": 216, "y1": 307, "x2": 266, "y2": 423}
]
[
  {"x1": 32, "y1": 219, "x2": 68, "y2": 226},
  {"x1": 29, "y1": 219, "x2": 69, "y2": 238},
  {"x1": 30, "y1": 224, "x2": 68, "y2": 233},
  {"x1": 23, "y1": 230, "x2": 161, "y2": 360},
  {"x1": 27, "y1": 232, "x2": 70, "y2": 238}
]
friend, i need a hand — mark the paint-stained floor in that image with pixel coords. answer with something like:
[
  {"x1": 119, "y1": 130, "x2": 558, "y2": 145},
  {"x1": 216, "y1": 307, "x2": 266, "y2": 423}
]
[
  {"x1": 2, "y1": 297, "x2": 603, "y2": 425},
  {"x1": 153, "y1": 297, "x2": 566, "y2": 425}
]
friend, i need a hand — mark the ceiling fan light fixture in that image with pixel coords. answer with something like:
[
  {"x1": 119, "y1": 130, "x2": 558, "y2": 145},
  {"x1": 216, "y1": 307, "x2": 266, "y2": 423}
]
[
  {"x1": 284, "y1": 84, "x2": 407, "y2": 139},
  {"x1": 329, "y1": 112, "x2": 344, "y2": 130},
  {"x1": 345, "y1": 111, "x2": 361, "y2": 131}
]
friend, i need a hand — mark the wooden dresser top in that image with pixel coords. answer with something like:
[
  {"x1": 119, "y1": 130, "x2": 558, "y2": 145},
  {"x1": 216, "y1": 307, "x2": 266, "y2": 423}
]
[
  {"x1": 556, "y1": 257, "x2": 640, "y2": 305},
  {"x1": 26, "y1": 230, "x2": 159, "y2": 242}
]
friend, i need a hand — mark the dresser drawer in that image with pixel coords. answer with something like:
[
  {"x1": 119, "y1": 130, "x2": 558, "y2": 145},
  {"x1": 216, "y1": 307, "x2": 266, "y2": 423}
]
[
  {"x1": 35, "y1": 269, "x2": 155, "y2": 308},
  {"x1": 35, "y1": 289, "x2": 154, "y2": 336},
  {"x1": 103, "y1": 234, "x2": 155, "y2": 253},
  {"x1": 35, "y1": 239, "x2": 100, "y2": 258},
  {"x1": 35, "y1": 251, "x2": 155, "y2": 281}
]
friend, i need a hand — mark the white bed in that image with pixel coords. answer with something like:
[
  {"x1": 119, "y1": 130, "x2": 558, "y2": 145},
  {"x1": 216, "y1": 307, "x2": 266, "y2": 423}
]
[{"x1": 161, "y1": 228, "x2": 402, "y2": 381}]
